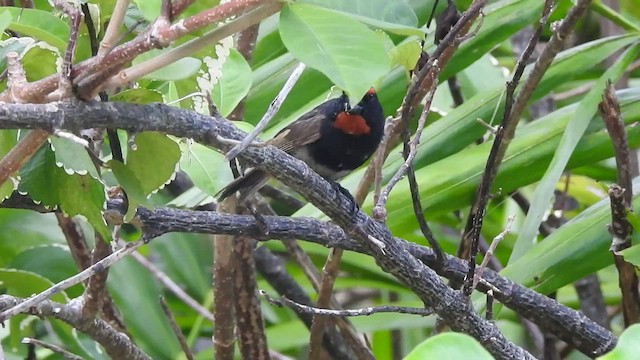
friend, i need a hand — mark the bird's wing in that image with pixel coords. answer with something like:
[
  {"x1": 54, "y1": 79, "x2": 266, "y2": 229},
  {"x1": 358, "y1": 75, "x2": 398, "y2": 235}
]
[{"x1": 268, "y1": 112, "x2": 325, "y2": 153}]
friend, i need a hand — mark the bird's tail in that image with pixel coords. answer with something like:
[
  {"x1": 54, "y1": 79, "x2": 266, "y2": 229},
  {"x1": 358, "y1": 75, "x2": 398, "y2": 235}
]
[{"x1": 216, "y1": 169, "x2": 269, "y2": 202}]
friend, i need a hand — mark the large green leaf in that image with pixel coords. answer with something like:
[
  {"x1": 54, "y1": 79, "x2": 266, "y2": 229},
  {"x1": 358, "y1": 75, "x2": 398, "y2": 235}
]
[
  {"x1": 50, "y1": 137, "x2": 100, "y2": 179},
  {"x1": 404, "y1": 333, "x2": 493, "y2": 360},
  {"x1": 598, "y1": 324, "x2": 640, "y2": 360},
  {"x1": 179, "y1": 141, "x2": 233, "y2": 196},
  {"x1": 18, "y1": 144, "x2": 109, "y2": 239},
  {"x1": 279, "y1": 3, "x2": 391, "y2": 102},
  {"x1": 301, "y1": 0, "x2": 423, "y2": 36},
  {"x1": 211, "y1": 48, "x2": 253, "y2": 117},
  {"x1": 501, "y1": 176, "x2": 640, "y2": 295},
  {"x1": 126, "y1": 132, "x2": 181, "y2": 195},
  {"x1": 108, "y1": 257, "x2": 181, "y2": 359},
  {"x1": 511, "y1": 43, "x2": 640, "y2": 262},
  {"x1": 1, "y1": 7, "x2": 69, "y2": 52}
]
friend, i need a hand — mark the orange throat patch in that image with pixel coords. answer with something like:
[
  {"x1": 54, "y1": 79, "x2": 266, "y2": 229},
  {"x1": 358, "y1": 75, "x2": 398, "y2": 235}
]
[{"x1": 333, "y1": 112, "x2": 370, "y2": 135}]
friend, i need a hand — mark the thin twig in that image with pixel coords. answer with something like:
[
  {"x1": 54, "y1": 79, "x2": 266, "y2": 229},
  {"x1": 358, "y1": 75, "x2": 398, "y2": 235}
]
[
  {"x1": 460, "y1": 0, "x2": 581, "y2": 296},
  {"x1": 225, "y1": 62, "x2": 306, "y2": 161},
  {"x1": 261, "y1": 291, "x2": 433, "y2": 317},
  {"x1": 472, "y1": 215, "x2": 515, "y2": 291},
  {"x1": 21, "y1": 338, "x2": 83, "y2": 360},
  {"x1": 159, "y1": 297, "x2": 195, "y2": 360},
  {"x1": 373, "y1": 66, "x2": 438, "y2": 216}
]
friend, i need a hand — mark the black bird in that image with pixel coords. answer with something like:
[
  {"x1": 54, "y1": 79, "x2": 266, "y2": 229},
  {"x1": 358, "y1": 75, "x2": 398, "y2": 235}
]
[{"x1": 217, "y1": 88, "x2": 385, "y2": 202}]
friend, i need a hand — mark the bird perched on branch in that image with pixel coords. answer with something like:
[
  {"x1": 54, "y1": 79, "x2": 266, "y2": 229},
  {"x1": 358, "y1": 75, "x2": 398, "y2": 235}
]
[{"x1": 217, "y1": 88, "x2": 385, "y2": 202}]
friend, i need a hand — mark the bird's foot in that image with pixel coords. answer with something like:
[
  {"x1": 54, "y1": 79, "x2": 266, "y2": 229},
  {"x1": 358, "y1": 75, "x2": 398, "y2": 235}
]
[{"x1": 330, "y1": 181, "x2": 359, "y2": 216}]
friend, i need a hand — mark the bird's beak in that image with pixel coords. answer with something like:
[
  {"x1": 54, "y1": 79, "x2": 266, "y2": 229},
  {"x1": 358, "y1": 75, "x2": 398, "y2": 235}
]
[{"x1": 347, "y1": 104, "x2": 364, "y2": 116}]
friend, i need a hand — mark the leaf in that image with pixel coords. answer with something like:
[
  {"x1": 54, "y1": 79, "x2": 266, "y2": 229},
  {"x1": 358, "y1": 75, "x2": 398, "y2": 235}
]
[
  {"x1": 18, "y1": 144, "x2": 109, "y2": 239},
  {"x1": 9, "y1": 245, "x2": 83, "y2": 298},
  {"x1": 50, "y1": 137, "x2": 100, "y2": 178},
  {"x1": 501, "y1": 177, "x2": 640, "y2": 295},
  {"x1": 211, "y1": 48, "x2": 253, "y2": 117},
  {"x1": 133, "y1": 48, "x2": 201, "y2": 81},
  {"x1": 597, "y1": 324, "x2": 640, "y2": 359},
  {"x1": 131, "y1": 0, "x2": 161, "y2": 22},
  {"x1": 279, "y1": 3, "x2": 391, "y2": 102},
  {"x1": 20, "y1": 40, "x2": 59, "y2": 82},
  {"x1": 1, "y1": 7, "x2": 69, "y2": 52},
  {"x1": 620, "y1": 245, "x2": 640, "y2": 267},
  {"x1": 389, "y1": 40, "x2": 423, "y2": 72},
  {"x1": 179, "y1": 141, "x2": 233, "y2": 196},
  {"x1": 126, "y1": 132, "x2": 181, "y2": 195},
  {"x1": 0, "y1": 268, "x2": 68, "y2": 302},
  {"x1": 111, "y1": 88, "x2": 164, "y2": 104},
  {"x1": 107, "y1": 258, "x2": 181, "y2": 359},
  {"x1": 300, "y1": 0, "x2": 423, "y2": 36},
  {"x1": 511, "y1": 43, "x2": 640, "y2": 263},
  {"x1": 108, "y1": 159, "x2": 149, "y2": 221},
  {"x1": 403, "y1": 333, "x2": 493, "y2": 359}
]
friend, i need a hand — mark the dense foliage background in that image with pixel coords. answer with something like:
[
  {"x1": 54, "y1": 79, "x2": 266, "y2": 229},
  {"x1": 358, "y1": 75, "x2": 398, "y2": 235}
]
[{"x1": 0, "y1": 0, "x2": 640, "y2": 359}]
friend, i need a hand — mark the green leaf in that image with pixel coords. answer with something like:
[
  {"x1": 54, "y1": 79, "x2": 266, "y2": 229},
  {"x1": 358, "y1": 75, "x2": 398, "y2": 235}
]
[
  {"x1": 133, "y1": 49, "x2": 201, "y2": 81},
  {"x1": 620, "y1": 244, "x2": 640, "y2": 267},
  {"x1": 18, "y1": 144, "x2": 109, "y2": 239},
  {"x1": 598, "y1": 324, "x2": 640, "y2": 359},
  {"x1": 403, "y1": 333, "x2": 493, "y2": 359},
  {"x1": 50, "y1": 137, "x2": 100, "y2": 179},
  {"x1": 280, "y1": 3, "x2": 391, "y2": 102},
  {"x1": 389, "y1": 40, "x2": 423, "y2": 72},
  {"x1": 511, "y1": 43, "x2": 640, "y2": 263},
  {"x1": 20, "y1": 40, "x2": 59, "y2": 82},
  {"x1": 179, "y1": 141, "x2": 233, "y2": 196},
  {"x1": 10, "y1": 245, "x2": 83, "y2": 298},
  {"x1": 108, "y1": 258, "x2": 181, "y2": 359},
  {"x1": 211, "y1": 48, "x2": 253, "y2": 117},
  {"x1": 108, "y1": 159, "x2": 149, "y2": 221},
  {"x1": 300, "y1": 0, "x2": 423, "y2": 36},
  {"x1": 132, "y1": 0, "x2": 161, "y2": 22},
  {"x1": 1, "y1": 7, "x2": 69, "y2": 52},
  {"x1": 111, "y1": 88, "x2": 164, "y2": 104},
  {"x1": 501, "y1": 176, "x2": 640, "y2": 295},
  {"x1": 127, "y1": 132, "x2": 181, "y2": 195},
  {"x1": 0, "y1": 268, "x2": 68, "y2": 302}
]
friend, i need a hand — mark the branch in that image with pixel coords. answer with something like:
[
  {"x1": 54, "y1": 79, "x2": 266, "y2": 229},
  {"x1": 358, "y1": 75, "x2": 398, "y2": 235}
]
[
  {"x1": 260, "y1": 291, "x2": 433, "y2": 317},
  {"x1": 0, "y1": 295, "x2": 150, "y2": 360},
  {"x1": 460, "y1": 0, "x2": 587, "y2": 295},
  {"x1": 21, "y1": 338, "x2": 84, "y2": 360},
  {"x1": 159, "y1": 297, "x2": 195, "y2": 360},
  {"x1": 0, "y1": 101, "x2": 614, "y2": 358}
]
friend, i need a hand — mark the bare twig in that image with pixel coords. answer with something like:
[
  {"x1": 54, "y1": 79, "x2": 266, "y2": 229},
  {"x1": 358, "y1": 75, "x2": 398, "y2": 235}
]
[
  {"x1": 261, "y1": 291, "x2": 433, "y2": 317},
  {"x1": 159, "y1": 297, "x2": 195, "y2": 360},
  {"x1": 460, "y1": 0, "x2": 583, "y2": 296},
  {"x1": 225, "y1": 62, "x2": 306, "y2": 161},
  {"x1": 472, "y1": 215, "x2": 515, "y2": 290},
  {"x1": 21, "y1": 338, "x2": 83, "y2": 360},
  {"x1": 373, "y1": 68, "x2": 438, "y2": 217},
  {"x1": 600, "y1": 82, "x2": 640, "y2": 326},
  {"x1": 131, "y1": 251, "x2": 214, "y2": 322}
]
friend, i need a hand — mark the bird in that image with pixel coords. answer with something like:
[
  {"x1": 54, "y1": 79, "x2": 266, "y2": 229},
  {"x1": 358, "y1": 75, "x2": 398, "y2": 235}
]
[{"x1": 216, "y1": 88, "x2": 385, "y2": 203}]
